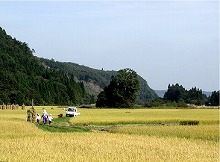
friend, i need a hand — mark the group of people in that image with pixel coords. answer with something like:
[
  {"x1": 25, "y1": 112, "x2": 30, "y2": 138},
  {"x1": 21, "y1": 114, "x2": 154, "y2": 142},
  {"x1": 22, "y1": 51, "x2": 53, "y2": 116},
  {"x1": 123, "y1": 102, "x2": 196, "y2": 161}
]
[{"x1": 36, "y1": 109, "x2": 53, "y2": 125}]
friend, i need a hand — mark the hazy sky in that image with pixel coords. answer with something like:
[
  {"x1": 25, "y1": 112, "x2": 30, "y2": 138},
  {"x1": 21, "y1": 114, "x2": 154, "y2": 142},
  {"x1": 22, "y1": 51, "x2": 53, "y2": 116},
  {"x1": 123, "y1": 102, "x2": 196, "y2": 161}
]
[{"x1": 0, "y1": 1, "x2": 219, "y2": 91}]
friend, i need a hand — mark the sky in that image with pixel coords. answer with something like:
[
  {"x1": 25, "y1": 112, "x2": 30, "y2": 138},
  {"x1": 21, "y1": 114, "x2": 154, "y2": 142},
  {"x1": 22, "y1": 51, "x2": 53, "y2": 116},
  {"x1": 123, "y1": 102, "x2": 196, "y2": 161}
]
[{"x1": 0, "y1": 1, "x2": 219, "y2": 91}]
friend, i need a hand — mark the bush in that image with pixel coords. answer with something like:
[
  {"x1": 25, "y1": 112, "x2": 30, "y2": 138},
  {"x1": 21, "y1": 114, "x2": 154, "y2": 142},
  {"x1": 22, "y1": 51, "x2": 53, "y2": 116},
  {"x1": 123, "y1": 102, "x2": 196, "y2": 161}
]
[
  {"x1": 58, "y1": 114, "x2": 63, "y2": 118},
  {"x1": 179, "y1": 120, "x2": 199, "y2": 125},
  {"x1": 144, "y1": 101, "x2": 162, "y2": 108}
]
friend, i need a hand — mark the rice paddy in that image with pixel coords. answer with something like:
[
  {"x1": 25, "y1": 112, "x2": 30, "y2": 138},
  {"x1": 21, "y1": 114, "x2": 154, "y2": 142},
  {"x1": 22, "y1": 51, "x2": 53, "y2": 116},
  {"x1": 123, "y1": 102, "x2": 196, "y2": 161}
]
[{"x1": 0, "y1": 106, "x2": 219, "y2": 162}]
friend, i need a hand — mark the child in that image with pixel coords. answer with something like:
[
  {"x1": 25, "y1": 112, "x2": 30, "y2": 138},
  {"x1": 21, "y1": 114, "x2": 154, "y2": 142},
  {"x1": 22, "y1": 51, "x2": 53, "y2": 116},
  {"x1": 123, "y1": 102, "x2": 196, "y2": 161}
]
[
  {"x1": 48, "y1": 114, "x2": 53, "y2": 125},
  {"x1": 36, "y1": 114, "x2": 41, "y2": 125}
]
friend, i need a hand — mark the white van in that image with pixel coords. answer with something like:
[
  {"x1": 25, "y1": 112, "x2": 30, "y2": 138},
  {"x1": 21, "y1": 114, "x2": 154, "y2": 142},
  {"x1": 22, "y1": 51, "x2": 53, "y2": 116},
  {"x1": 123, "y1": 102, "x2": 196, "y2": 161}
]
[{"x1": 66, "y1": 107, "x2": 80, "y2": 117}]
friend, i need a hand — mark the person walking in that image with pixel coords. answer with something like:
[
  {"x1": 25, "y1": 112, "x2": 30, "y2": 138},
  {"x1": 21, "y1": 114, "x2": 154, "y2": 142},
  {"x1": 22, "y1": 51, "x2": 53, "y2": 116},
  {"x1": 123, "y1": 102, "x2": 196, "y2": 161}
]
[
  {"x1": 36, "y1": 114, "x2": 41, "y2": 125},
  {"x1": 42, "y1": 114, "x2": 48, "y2": 124},
  {"x1": 48, "y1": 114, "x2": 53, "y2": 125},
  {"x1": 42, "y1": 109, "x2": 48, "y2": 116}
]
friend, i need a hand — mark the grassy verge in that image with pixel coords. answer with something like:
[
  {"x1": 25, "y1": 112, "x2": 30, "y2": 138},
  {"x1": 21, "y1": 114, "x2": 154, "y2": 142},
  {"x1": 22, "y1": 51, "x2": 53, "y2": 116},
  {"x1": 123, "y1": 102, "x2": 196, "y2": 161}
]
[{"x1": 36, "y1": 117, "x2": 90, "y2": 132}]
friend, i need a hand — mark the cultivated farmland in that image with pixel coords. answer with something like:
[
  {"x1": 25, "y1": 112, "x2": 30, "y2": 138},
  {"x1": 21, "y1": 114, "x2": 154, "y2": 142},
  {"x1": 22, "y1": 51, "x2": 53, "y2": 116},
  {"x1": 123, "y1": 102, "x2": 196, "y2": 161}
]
[{"x1": 0, "y1": 106, "x2": 219, "y2": 162}]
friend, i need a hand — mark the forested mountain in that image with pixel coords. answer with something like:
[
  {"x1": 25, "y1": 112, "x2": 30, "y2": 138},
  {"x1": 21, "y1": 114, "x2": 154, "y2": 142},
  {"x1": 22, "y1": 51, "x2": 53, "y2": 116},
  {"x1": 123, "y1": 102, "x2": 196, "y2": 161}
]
[
  {"x1": 0, "y1": 27, "x2": 158, "y2": 106},
  {"x1": 0, "y1": 27, "x2": 87, "y2": 105},
  {"x1": 40, "y1": 58, "x2": 158, "y2": 105}
]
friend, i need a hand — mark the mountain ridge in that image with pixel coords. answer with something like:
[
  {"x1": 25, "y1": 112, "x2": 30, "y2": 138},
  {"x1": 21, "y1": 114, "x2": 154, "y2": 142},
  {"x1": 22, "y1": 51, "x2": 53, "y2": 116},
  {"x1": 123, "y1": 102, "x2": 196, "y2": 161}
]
[
  {"x1": 0, "y1": 27, "x2": 158, "y2": 105},
  {"x1": 40, "y1": 58, "x2": 158, "y2": 104}
]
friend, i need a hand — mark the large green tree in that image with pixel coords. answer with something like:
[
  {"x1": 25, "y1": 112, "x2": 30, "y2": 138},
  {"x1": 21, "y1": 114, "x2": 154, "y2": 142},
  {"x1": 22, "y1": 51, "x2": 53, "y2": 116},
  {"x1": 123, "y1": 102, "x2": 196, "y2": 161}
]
[
  {"x1": 163, "y1": 84, "x2": 187, "y2": 102},
  {"x1": 96, "y1": 68, "x2": 140, "y2": 108}
]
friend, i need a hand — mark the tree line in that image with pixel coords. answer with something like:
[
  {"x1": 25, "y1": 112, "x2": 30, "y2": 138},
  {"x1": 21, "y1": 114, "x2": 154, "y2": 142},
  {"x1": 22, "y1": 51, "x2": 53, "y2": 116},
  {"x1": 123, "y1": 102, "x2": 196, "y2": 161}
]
[{"x1": 145, "y1": 83, "x2": 219, "y2": 107}]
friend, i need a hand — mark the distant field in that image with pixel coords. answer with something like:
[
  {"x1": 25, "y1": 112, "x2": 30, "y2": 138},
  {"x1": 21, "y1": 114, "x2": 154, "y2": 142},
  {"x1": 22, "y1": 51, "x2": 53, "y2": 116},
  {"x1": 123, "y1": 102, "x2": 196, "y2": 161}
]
[
  {"x1": 71, "y1": 108, "x2": 219, "y2": 125},
  {"x1": 0, "y1": 106, "x2": 219, "y2": 162},
  {"x1": 110, "y1": 125, "x2": 219, "y2": 141}
]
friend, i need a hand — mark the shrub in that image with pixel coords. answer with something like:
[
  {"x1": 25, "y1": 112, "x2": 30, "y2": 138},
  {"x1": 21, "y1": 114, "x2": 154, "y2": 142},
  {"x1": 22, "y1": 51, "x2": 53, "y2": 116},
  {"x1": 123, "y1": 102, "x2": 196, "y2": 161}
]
[
  {"x1": 179, "y1": 120, "x2": 199, "y2": 125},
  {"x1": 58, "y1": 114, "x2": 63, "y2": 118}
]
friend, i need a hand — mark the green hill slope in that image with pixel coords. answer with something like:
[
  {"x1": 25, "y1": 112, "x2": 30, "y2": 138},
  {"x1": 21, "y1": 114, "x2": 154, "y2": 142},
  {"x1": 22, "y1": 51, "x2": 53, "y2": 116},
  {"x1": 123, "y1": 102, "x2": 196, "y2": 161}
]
[
  {"x1": 40, "y1": 58, "x2": 158, "y2": 104},
  {"x1": 0, "y1": 27, "x2": 86, "y2": 105},
  {"x1": 0, "y1": 27, "x2": 158, "y2": 106}
]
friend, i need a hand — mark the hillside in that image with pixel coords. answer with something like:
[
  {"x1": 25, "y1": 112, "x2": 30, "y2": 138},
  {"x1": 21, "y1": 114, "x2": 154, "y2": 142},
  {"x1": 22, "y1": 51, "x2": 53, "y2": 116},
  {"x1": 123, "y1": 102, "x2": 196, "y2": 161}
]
[
  {"x1": 0, "y1": 27, "x2": 87, "y2": 105},
  {"x1": 40, "y1": 58, "x2": 158, "y2": 104},
  {"x1": 0, "y1": 27, "x2": 158, "y2": 106}
]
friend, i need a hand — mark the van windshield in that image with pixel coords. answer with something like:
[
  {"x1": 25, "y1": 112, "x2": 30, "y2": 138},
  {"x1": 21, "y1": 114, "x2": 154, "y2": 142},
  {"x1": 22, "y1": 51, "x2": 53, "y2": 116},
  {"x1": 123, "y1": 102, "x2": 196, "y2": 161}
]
[{"x1": 68, "y1": 108, "x2": 75, "y2": 112}]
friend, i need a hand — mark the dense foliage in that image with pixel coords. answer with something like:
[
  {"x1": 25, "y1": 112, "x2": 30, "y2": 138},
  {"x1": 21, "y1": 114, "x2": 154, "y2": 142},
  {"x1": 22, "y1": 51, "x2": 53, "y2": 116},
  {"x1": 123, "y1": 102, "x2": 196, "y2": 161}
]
[
  {"x1": 164, "y1": 84, "x2": 206, "y2": 105},
  {"x1": 96, "y1": 68, "x2": 140, "y2": 108},
  {"x1": 146, "y1": 84, "x2": 219, "y2": 107},
  {"x1": 164, "y1": 84, "x2": 187, "y2": 103},
  {"x1": 0, "y1": 27, "x2": 88, "y2": 105},
  {"x1": 40, "y1": 58, "x2": 116, "y2": 90},
  {"x1": 208, "y1": 91, "x2": 219, "y2": 106}
]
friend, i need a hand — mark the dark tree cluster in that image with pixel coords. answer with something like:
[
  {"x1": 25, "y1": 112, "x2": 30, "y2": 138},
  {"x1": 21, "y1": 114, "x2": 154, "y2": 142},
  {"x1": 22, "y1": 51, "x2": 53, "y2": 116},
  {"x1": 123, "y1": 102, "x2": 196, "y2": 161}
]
[
  {"x1": 208, "y1": 91, "x2": 219, "y2": 106},
  {"x1": 163, "y1": 84, "x2": 219, "y2": 106},
  {"x1": 96, "y1": 68, "x2": 140, "y2": 108}
]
